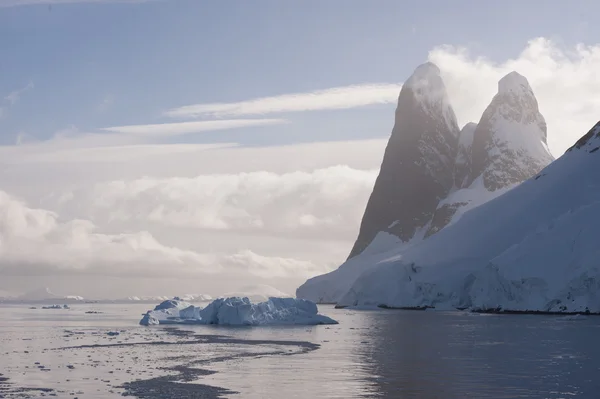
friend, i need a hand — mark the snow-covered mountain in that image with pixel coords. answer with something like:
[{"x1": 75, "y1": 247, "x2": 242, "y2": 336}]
[
  {"x1": 122, "y1": 294, "x2": 212, "y2": 302},
  {"x1": 337, "y1": 121, "x2": 600, "y2": 313},
  {"x1": 0, "y1": 289, "x2": 16, "y2": 300},
  {"x1": 177, "y1": 294, "x2": 213, "y2": 302},
  {"x1": 125, "y1": 296, "x2": 170, "y2": 302},
  {"x1": 425, "y1": 71, "x2": 553, "y2": 237},
  {"x1": 468, "y1": 71, "x2": 553, "y2": 190},
  {"x1": 297, "y1": 65, "x2": 554, "y2": 304},
  {"x1": 220, "y1": 284, "x2": 292, "y2": 303},
  {"x1": 15, "y1": 287, "x2": 84, "y2": 302}
]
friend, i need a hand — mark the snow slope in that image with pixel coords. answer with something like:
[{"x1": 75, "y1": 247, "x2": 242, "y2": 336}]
[
  {"x1": 15, "y1": 287, "x2": 84, "y2": 302},
  {"x1": 337, "y1": 121, "x2": 600, "y2": 313},
  {"x1": 139, "y1": 297, "x2": 337, "y2": 326},
  {"x1": 0, "y1": 289, "x2": 16, "y2": 300}
]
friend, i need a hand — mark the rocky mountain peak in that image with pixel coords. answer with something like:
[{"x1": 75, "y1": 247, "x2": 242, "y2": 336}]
[
  {"x1": 403, "y1": 62, "x2": 443, "y2": 95},
  {"x1": 498, "y1": 71, "x2": 532, "y2": 94},
  {"x1": 468, "y1": 71, "x2": 553, "y2": 191},
  {"x1": 346, "y1": 62, "x2": 460, "y2": 259}
]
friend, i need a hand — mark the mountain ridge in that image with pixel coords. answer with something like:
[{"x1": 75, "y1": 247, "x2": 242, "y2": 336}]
[{"x1": 297, "y1": 63, "x2": 555, "y2": 304}]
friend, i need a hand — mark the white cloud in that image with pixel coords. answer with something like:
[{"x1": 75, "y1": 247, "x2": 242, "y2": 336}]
[
  {"x1": 428, "y1": 37, "x2": 600, "y2": 155},
  {"x1": 164, "y1": 84, "x2": 402, "y2": 119},
  {"x1": 0, "y1": 190, "x2": 329, "y2": 280},
  {"x1": 4, "y1": 81, "x2": 34, "y2": 105},
  {"x1": 0, "y1": 81, "x2": 34, "y2": 119},
  {"x1": 95, "y1": 94, "x2": 114, "y2": 113},
  {"x1": 48, "y1": 166, "x2": 378, "y2": 241},
  {"x1": 101, "y1": 118, "x2": 288, "y2": 137}
]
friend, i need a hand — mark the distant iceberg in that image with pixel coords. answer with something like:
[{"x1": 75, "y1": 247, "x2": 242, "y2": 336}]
[
  {"x1": 139, "y1": 297, "x2": 338, "y2": 326},
  {"x1": 41, "y1": 304, "x2": 70, "y2": 309}
]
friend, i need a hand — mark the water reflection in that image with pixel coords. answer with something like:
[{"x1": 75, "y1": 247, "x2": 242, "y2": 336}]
[{"x1": 351, "y1": 310, "x2": 600, "y2": 398}]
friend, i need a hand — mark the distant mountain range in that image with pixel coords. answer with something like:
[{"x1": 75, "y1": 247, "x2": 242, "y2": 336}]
[{"x1": 0, "y1": 284, "x2": 288, "y2": 304}]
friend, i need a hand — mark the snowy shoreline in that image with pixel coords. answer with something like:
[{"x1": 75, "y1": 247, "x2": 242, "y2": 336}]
[{"x1": 334, "y1": 304, "x2": 600, "y2": 316}]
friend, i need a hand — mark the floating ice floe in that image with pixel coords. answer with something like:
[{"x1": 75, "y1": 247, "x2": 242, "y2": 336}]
[{"x1": 139, "y1": 297, "x2": 338, "y2": 326}]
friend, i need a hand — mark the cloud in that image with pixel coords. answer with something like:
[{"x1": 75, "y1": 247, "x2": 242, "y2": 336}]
[
  {"x1": 164, "y1": 84, "x2": 402, "y2": 119},
  {"x1": 0, "y1": 81, "x2": 34, "y2": 119},
  {"x1": 0, "y1": 0, "x2": 157, "y2": 7},
  {"x1": 47, "y1": 165, "x2": 378, "y2": 241},
  {"x1": 0, "y1": 137, "x2": 386, "y2": 296},
  {"x1": 4, "y1": 81, "x2": 34, "y2": 105},
  {"x1": 428, "y1": 37, "x2": 600, "y2": 155},
  {"x1": 14, "y1": 132, "x2": 35, "y2": 145},
  {"x1": 101, "y1": 118, "x2": 288, "y2": 137},
  {"x1": 0, "y1": 190, "x2": 329, "y2": 280},
  {"x1": 95, "y1": 94, "x2": 114, "y2": 113}
]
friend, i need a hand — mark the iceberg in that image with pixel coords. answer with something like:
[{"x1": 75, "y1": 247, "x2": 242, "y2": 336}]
[
  {"x1": 139, "y1": 297, "x2": 338, "y2": 326},
  {"x1": 41, "y1": 304, "x2": 70, "y2": 309}
]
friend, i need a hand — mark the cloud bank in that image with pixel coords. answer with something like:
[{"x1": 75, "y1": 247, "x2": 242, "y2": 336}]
[
  {"x1": 0, "y1": 81, "x2": 34, "y2": 120},
  {"x1": 0, "y1": 190, "x2": 329, "y2": 280},
  {"x1": 0, "y1": 137, "x2": 386, "y2": 296},
  {"x1": 49, "y1": 166, "x2": 378, "y2": 240}
]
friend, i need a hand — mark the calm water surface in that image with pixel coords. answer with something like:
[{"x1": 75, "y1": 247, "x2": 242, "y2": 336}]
[{"x1": 1, "y1": 303, "x2": 599, "y2": 398}]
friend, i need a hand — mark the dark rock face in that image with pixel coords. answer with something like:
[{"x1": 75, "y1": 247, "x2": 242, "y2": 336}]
[
  {"x1": 347, "y1": 63, "x2": 459, "y2": 259},
  {"x1": 566, "y1": 121, "x2": 600, "y2": 152},
  {"x1": 425, "y1": 201, "x2": 468, "y2": 238},
  {"x1": 454, "y1": 122, "x2": 477, "y2": 188}
]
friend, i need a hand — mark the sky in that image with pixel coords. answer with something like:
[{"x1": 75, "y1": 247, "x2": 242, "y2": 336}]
[{"x1": 0, "y1": 0, "x2": 599, "y2": 298}]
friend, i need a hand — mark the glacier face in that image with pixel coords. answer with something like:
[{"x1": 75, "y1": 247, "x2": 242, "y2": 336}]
[
  {"x1": 337, "y1": 121, "x2": 600, "y2": 313},
  {"x1": 297, "y1": 65, "x2": 554, "y2": 304}
]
